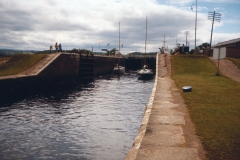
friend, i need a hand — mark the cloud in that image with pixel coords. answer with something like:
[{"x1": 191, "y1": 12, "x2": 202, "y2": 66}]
[
  {"x1": 204, "y1": 0, "x2": 240, "y2": 3},
  {"x1": 0, "y1": 0, "x2": 239, "y2": 53},
  {"x1": 45, "y1": 0, "x2": 56, "y2": 6},
  {"x1": 0, "y1": 8, "x2": 35, "y2": 32}
]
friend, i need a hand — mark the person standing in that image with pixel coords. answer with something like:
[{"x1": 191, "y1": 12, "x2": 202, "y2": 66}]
[
  {"x1": 55, "y1": 42, "x2": 58, "y2": 52},
  {"x1": 50, "y1": 45, "x2": 52, "y2": 54},
  {"x1": 59, "y1": 43, "x2": 62, "y2": 52}
]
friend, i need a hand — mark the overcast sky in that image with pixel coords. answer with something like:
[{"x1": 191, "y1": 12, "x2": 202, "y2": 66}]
[{"x1": 0, "y1": 0, "x2": 240, "y2": 54}]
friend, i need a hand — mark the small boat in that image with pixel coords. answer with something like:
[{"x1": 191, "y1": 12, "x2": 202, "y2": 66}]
[
  {"x1": 137, "y1": 17, "x2": 154, "y2": 80},
  {"x1": 137, "y1": 65, "x2": 154, "y2": 80},
  {"x1": 113, "y1": 64, "x2": 125, "y2": 74},
  {"x1": 113, "y1": 22, "x2": 125, "y2": 75}
]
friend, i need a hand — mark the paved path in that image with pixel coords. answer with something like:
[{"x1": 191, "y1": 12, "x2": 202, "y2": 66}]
[
  {"x1": 0, "y1": 53, "x2": 60, "y2": 80},
  {"x1": 210, "y1": 58, "x2": 240, "y2": 83},
  {"x1": 125, "y1": 54, "x2": 205, "y2": 160}
]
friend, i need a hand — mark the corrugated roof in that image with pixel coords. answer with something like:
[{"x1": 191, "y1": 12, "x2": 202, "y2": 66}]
[{"x1": 213, "y1": 37, "x2": 240, "y2": 48}]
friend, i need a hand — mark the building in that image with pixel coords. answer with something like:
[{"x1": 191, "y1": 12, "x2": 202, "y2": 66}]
[
  {"x1": 178, "y1": 44, "x2": 189, "y2": 54},
  {"x1": 212, "y1": 38, "x2": 240, "y2": 59}
]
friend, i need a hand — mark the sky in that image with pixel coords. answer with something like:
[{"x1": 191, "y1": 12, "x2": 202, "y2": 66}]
[{"x1": 0, "y1": 0, "x2": 240, "y2": 54}]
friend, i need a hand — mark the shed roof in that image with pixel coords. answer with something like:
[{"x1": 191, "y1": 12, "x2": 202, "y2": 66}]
[{"x1": 213, "y1": 38, "x2": 240, "y2": 48}]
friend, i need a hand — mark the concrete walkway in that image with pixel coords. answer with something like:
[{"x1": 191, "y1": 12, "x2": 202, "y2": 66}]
[{"x1": 125, "y1": 54, "x2": 205, "y2": 160}]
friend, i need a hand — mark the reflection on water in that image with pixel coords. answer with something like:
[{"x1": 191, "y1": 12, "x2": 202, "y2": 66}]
[{"x1": 0, "y1": 72, "x2": 154, "y2": 160}]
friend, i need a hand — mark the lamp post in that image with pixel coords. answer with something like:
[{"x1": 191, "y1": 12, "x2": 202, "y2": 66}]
[{"x1": 191, "y1": 0, "x2": 197, "y2": 54}]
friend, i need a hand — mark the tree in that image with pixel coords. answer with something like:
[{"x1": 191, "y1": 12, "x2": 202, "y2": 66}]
[
  {"x1": 67, "y1": 49, "x2": 91, "y2": 54},
  {"x1": 202, "y1": 42, "x2": 210, "y2": 48},
  {"x1": 190, "y1": 49, "x2": 195, "y2": 54},
  {"x1": 198, "y1": 43, "x2": 210, "y2": 49}
]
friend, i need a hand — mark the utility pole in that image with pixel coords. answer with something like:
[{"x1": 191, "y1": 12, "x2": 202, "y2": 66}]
[
  {"x1": 191, "y1": 0, "x2": 197, "y2": 54},
  {"x1": 184, "y1": 31, "x2": 189, "y2": 46},
  {"x1": 195, "y1": 0, "x2": 197, "y2": 54},
  {"x1": 208, "y1": 11, "x2": 221, "y2": 49}
]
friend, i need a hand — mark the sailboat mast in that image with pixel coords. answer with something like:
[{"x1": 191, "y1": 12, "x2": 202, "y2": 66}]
[
  {"x1": 145, "y1": 17, "x2": 147, "y2": 54},
  {"x1": 145, "y1": 17, "x2": 147, "y2": 65},
  {"x1": 119, "y1": 22, "x2": 120, "y2": 56}
]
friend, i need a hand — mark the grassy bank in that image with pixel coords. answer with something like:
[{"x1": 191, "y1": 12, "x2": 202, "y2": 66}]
[
  {"x1": 171, "y1": 55, "x2": 240, "y2": 160},
  {"x1": 226, "y1": 57, "x2": 240, "y2": 69},
  {"x1": 0, "y1": 54, "x2": 46, "y2": 76}
]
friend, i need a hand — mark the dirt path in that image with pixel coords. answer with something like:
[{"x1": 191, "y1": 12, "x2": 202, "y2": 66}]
[{"x1": 210, "y1": 58, "x2": 240, "y2": 83}]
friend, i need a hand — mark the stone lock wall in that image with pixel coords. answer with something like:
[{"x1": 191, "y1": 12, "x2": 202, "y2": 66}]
[{"x1": 94, "y1": 56, "x2": 125, "y2": 76}]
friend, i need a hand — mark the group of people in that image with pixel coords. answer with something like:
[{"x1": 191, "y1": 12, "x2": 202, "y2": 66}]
[{"x1": 49, "y1": 42, "x2": 62, "y2": 54}]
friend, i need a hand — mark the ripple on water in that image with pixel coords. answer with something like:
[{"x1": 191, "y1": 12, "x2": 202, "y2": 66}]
[{"x1": 0, "y1": 72, "x2": 154, "y2": 160}]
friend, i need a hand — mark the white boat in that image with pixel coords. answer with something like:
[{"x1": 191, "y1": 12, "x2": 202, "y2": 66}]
[
  {"x1": 113, "y1": 64, "x2": 125, "y2": 74},
  {"x1": 113, "y1": 22, "x2": 125, "y2": 75},
  {"x1": 137, "y1": 17, "x2": 154, "y2": 80},
  {"x1": 137, "y1": 65, "x2": 154, "y2": 80}
]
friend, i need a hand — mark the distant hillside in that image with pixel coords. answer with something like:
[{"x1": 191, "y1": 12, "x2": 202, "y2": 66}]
[
  {"x1": 126, "y1": 51, "x2": 157, "y2": 56},
  {"x1": 0, "y1": 49, "x2": 39, "y2": 56}
]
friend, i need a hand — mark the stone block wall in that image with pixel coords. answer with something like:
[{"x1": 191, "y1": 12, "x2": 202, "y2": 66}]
[
  {"x1": 94, "y1": 56, "x2": 125, "y2": 76},
  {"x1": 39, "y1": 53, "x2": 79, "y2": 78}
]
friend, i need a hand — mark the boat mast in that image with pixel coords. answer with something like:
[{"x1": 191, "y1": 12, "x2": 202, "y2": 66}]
[
  {"x1": 145, "y1": 17, "x2": 147, "y2": 65},
  {"x1": 119, "y1": 22, "x2": 120, "y2": 57}
]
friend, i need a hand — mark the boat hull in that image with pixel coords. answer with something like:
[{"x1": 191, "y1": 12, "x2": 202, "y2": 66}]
[
  {"x1": 137, "y1": 69, "x2": 154, "y2": 80},
  {"x1": 113, "y1": 66, "x2": 125, "y2": 74}
]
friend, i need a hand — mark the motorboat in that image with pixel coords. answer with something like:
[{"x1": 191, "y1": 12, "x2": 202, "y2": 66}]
[
  {"x1": 137, "y1": 65, "x2": 154, "y2": 80},
  {"x1": 113, "y1": 64, "x2": 125, "y2": 74}
]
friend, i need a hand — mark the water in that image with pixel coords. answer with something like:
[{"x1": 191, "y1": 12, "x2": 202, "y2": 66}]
[{"x1": 0, "y1": 72, "x2": 154, "y2": 160}]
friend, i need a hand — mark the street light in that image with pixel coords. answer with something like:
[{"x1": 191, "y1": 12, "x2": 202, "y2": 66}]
[{"x1": 191, "y1": 0, "x2": 197, "y2": 54}]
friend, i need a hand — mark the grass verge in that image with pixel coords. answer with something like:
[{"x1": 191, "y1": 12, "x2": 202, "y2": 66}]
[
  {"x1": 0, "y1": 54, "x2": 46, "y2": 76},
  {"x1": 226, "y1": 57, "x2": 240, "y2": 69},
  {"x1": 171, "y1": 55, "x2": 240, "y2": 160}
]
